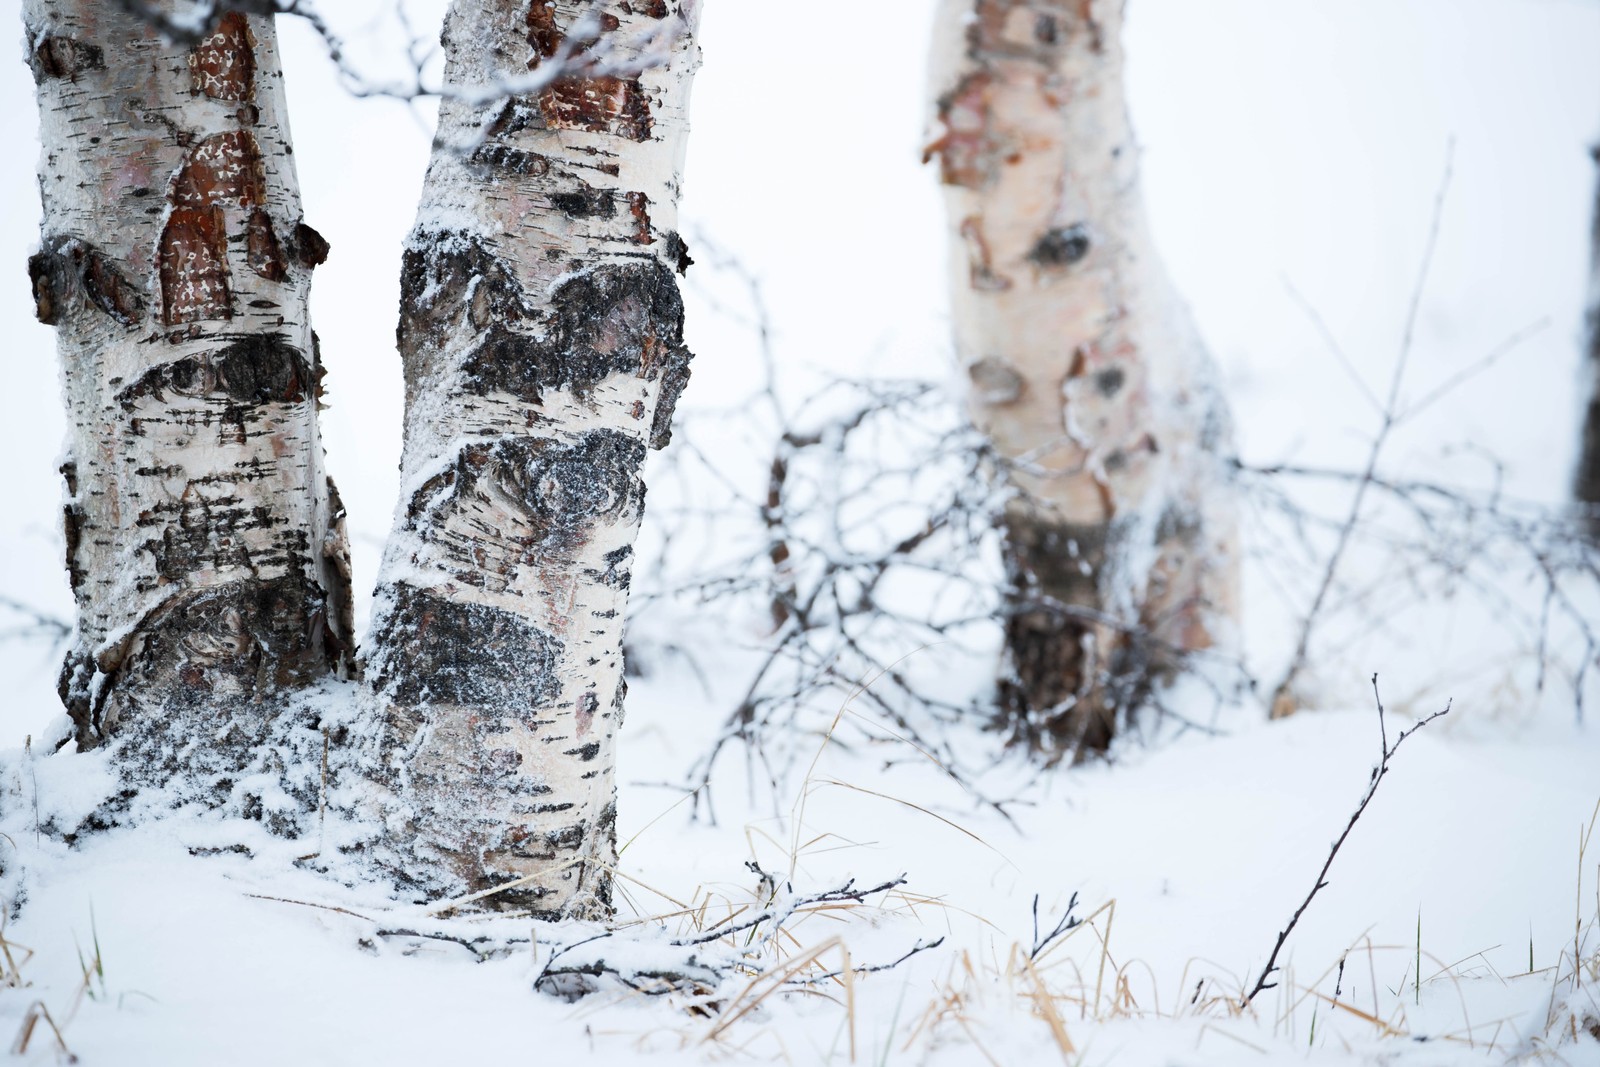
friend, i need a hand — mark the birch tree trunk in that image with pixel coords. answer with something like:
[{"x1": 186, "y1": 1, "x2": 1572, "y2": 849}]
[
  {"x1": 25, "y1": 2, "x2": 352, "y2": 771},
  {"x1": 927, "y1": 0, "x2": 1237, "y2": 759},
  {"x1": 1577, "y1": 146, "x2": 1600, "y2": 534},
  {"x1": 363, "y1": 0, "x2": 701, "y2": 918}
]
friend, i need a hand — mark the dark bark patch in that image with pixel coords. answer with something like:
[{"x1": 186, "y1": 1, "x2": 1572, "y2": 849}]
[
  {"x1": 468, "y1": 143, "x2": 552, "y2": 177},
  {"x1": 564, "y1": 741, "x2": 602, "y2": 762},
  {"x1": 115, "y1": 334, "x2": 312, "y2": 410},
  {"x1": 160, "y1": 206, "x2": 232, "y2": 324},
  {"x1": 28, "y1": 249, "x2": 69, "y2": 325},
  {"x1": 246, "y1": 209, "x2": 288, "y2": 281},
  {"x1": 408, "y1": 430, "x2": 646, "y2": 556},
  {"x1": 463, "y1": 256, "x2": 687, "y2": 403},
  {"x1": 998, "y1": 517, "x2": 1122, "y2": 757},
  {"x1": 287, "y1": 222, "x2": 330, "y2": 268},
  {"x1": 398, "y1": 231, "x2": 528, "y2": 366},
  {"x1": 549, "y1": 186, "x2": 617, "y2": 218},
  {"x1": 663, "y1": 231, "x2": 692, "y2": 274},
  {"x1": 30, "y1": 240, "x2": 145, "y2": 326},
  {"x1": 173, "y1": 131, "x2": 267, "y2": 208},
  {"x1": 188, "y1": 12, "x2": 256, "y2": 101},
  {"x1": 370, "y1": 586, "x2": 563, "y2": 709},
  {"x1": 30, "y1": 35, "x2": 104, "y2": 82},
  {"x1": 649, "y1": 341, "x2": 692, "y2": 449},
  {"x1": 1030, "y1": 225, "x2": 1091, "y2": 269},
  {"x1": 102, "y1": 575, "x2": 339, "y2": 720},
  {"x1": 62, "y1": 484, "x2": 87, "y2": 596},
  {"x1": 78, "y1": 247, "x2": 146, "y2": 325},
  {"x1": 401, "y1": 233, "x2": 692, "y2": 409}
]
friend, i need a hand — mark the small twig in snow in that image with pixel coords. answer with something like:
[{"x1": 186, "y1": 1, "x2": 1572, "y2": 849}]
[{"x1": 1243, "y1": 674, "x2": 1450, "y2": 1007}]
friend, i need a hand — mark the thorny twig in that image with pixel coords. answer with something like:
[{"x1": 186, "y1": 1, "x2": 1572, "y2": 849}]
[
  {"x1": 1031, "y1": 891, "x2": 1082, "y2": 960},
  {"x1": 1271, "y1": 147, "x2": 1455, "y2": 717},
  {"x1": 1242, "y1": 674, "x2": 1450, "y2": 1007}
]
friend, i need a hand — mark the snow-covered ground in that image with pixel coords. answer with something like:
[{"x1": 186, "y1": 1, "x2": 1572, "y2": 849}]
[{"x1": 2, "y1": 1, "x2": 1599, "y2": 1064}]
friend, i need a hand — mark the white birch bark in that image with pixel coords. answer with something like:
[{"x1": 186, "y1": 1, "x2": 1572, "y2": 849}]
[
  {"x1": 363, "y1": 0, "x2": 701, "y2": 918},
  {"x1": 24, "y1": 2, "x2": 352, "y2": 768},
  {"x1": 927, "y1": 0, "x2": 1237, "y2": 757}
]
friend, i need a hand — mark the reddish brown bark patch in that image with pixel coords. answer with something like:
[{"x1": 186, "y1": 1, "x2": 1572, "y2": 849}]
[
  {"x1": 626, "y1": 192, "x2": 654, "y2": 244},
  {"x1": 521, "y1": 2, "x2": 655, "y2": 140},
  {"x1": 160, "y1": 207, "x2": 232, "y2": 324},
  {"x1": 189, "y1": 12, "x2": 256, "y2": 100},
  {"x1": 527, "y1": 0, "x2": 564, "y2": 57},
  {"x1": 246, "y1": 209, "x2": 288, "y2": 281},
  {"x1": 29, "y1": 35, "x2": 104, "y2": 82},
  {"x1": 927, "y1": 73, "x2": 997, "y2": 189},
  {"x1": 174, "y1": 131, "x2": 267, "y2": 208},
  {"x1": 539, "y1": 77, "x2": 652, "y2": 142}
]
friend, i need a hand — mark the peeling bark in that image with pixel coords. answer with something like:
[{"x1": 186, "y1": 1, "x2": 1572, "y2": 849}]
[
  {"x1": 25, "y1": 2, "x2": 351, "y2": 760},
  {"x1": 364, "y1": 0, "x2": 701, "y2": 918},
  {"x1": 927, "y1": 0, "x2": 1238, "y2": 759}
]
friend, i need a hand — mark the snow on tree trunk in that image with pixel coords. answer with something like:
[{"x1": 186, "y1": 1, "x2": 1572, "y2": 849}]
[
  {"x1": 1577, "y1": 146, "x2": 1600, "y2": 533},
  {"x1": 926, "y1": 0, "x2": 1237, "y2": 759},
  {"x1": 24, "y1": 2, "x2": 353, "y2": 766},
  {"x1": 363, "y1": 0, "x2": 701, "y2": 918}
]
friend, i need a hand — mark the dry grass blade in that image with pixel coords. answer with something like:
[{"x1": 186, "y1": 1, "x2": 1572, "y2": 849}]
[
  {"x1": 9, "y1": 1000, "x2": 74, "y2": 1061},
  {"x1": 703, "y1": 936, "x2": 843, "y2": 1043}
]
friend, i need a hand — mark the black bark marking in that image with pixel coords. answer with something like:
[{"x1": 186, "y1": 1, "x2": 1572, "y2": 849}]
[
  {"x1": 649, "y1": 338, "x2": 692, "y2": 449},
  {"x1": 29, "y1": 35, "x2": 104, "y2": 82},
  {"x1": 27, "y1": 249, "x2": 69, "y2": 325},
  {"x1": 30, "y1": 240, "x2": 145, "y2": 326},
  {"x1": 664, "y1": 231, "x2": 692, "y2": 275},
  {"x1": 468, "y1": 143, "x2": 552, "y2": 177},
  {"x1": 549, "y1": 187, "x2": 617, "y2": 218},
  {"x1": 287, "y1": 222, "x2": 330, "y2": 268},
  {"x1": 61, "y1": 458, "x2": 86, "y2": 595},
  {"x1": 1030, "y1": 225, "x2": 1092, "y2": 268},
  {"x1": 116, "y1": 334, "x2": 312, "y2": 410},
  {"x1": 407, "y1": 430, "x2": 645, "y2": 556},
  {"x1": 564, "y1": 741, "x2": 602, "y2": 762},
  {"x1": 370, "y1": 586, "x2": 563, "y2": 709},
  {"x1": 1094, "y1": 366, "x2": 1125, "y2": 397},
  {"x1": 403, "y1": 233, "x2": 690, "y2": 407}
]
